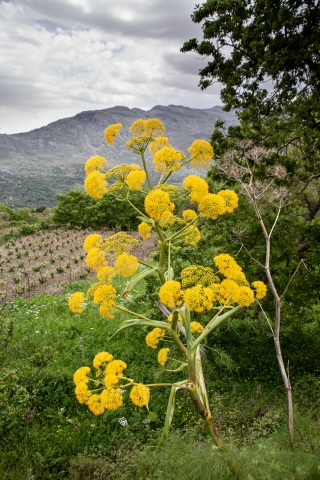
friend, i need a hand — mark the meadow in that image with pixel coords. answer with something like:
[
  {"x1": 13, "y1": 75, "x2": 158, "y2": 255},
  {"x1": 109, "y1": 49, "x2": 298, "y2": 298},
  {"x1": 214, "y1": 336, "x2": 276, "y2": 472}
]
[{"x1": 0, "y1": 266, "x2": 319, "y2": 479}]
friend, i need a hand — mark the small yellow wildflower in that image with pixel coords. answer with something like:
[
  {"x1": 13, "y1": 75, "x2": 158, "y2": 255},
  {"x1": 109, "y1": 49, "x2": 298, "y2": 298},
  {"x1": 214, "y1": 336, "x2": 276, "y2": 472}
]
[
  {"x1": 126, "y1": 169, "x2": 146, "y2": 191},
  {"x1": 83, "y1": 234, "x2": 103, "y2": 253},
  {"x1": 84, "y1": 171, "x2": 108, "y2": 199},
  {"x1": 158, "y1": 348, "x2": 170, "y2": 366},
  {"x1": 138, "y1": 221, "x2": 152, "y2": 240},
  {"x1": 130, "y1": 384, "x2": 150, "y2": 407},
  {"x1": 85, "y1": 155, "x2": 108, "y2": 175},
  {"x1": 68, "y1": 292, "x2": 85, "y2": 314},
  {"x1": 252, "y1": 281, "x2": 267, "y2": 299},
  {"x1": 145, "y1": 189, "x2": 175, "y2": 219},
  {"x1": 184, "y1": 285, "x2": 213, "y2": 313},
  {"x1": 190, "y1": 321, "x2": 205, "y2": 334},
  {"x1": 159, "y1": 211, "x2": 184, "y2": 230},
  {"x1": 188, "y1": 140, "x2": 214, "y2": 169},
  {"x1": 183, "y1": 175, "x2": 209, "y2": 203},
  {"x1": 159, "y1": 281, "x2": 184, "y2": 309},
  {"x1": 104, "y1": 123, "x2": 122, "y2": 145},
  {"x1": 217, "y1": 190, "x2": 239, "y2": 213},
  {"x1": 145, "y1": 327, "x2": 166, "y2": 349},
  {"x1": 73, "y1": 366, "x2": 91, "y2": 385},
  {"x1": 199, "y1": 193, "x2": 226, "y2": 220},
  {"x1": 114, "y1": 253, "x2": 139, "y2": 277},
  {"x1": 93, "y1": 351, "x2": 113, "y2": 369},
  {"x1": 101, "y1": 387, "x2": 123, "y2": 410},
  {"x1": 156, "y1": 183, "x2": 180, "y2": 198},
  {"x1": 86, "y1": 282, "x2": 104, "y2": 300}
]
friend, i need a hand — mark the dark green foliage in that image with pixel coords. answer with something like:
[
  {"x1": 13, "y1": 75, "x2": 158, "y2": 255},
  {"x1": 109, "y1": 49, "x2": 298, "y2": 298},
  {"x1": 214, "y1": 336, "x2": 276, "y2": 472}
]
[
  {"x1": 181, "y1": 0, "x2": 320, "y2": 113},
  {"x1": 53, "y1": 189, "x2": 145, "y2": 230}
]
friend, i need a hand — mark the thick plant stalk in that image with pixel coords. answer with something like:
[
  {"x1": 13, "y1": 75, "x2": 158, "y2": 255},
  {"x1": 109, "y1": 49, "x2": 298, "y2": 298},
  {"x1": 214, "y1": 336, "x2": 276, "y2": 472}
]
[{"x1": 254, "y1": 200, "x2": 295, "y2": 448}]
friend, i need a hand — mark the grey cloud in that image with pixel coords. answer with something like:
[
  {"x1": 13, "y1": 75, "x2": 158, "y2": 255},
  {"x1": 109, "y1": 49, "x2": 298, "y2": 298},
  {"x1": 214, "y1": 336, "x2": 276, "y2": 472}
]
[{"x1": 15, "y1": 0, "x2": 203, "y2": 41}]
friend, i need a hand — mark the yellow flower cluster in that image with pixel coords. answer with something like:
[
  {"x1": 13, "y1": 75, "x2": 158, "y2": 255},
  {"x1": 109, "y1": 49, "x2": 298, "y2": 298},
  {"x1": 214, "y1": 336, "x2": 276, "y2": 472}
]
[
  {"x1": 252, "y1": 281, "x2": 267, "y2": 299},
  {"x1": 217, "y1": 190, "x2": 239, "y2": 213},
  {"x1": 156, "y1": 183, "x2": 180, "y2": 198},
  {"x1": 218, "y1": 279, "x2": 239, "y2": 305},
  {"x1": 138, "y1": 221, "x2": 152, "y2": 240},
  {"x1": 96, "y1": 266, "x2": 115, "y2": 282},
  {"x1": 93, "y1": 351, "x2": 113, "y2": 368},
  {"x1": 129, "y1": 384, "x2": 150, "y2": 407},
  {"x1": 181, "y1": 265, "x2": 220, "y2": 288},
  {"x1": 153, "y1": 146, "x2": 185, "y2": 175},
  {"x1": 145, "y1": 327, "x2": 166, "y2": 349},
  {"x1": 214, "y1": 254, "x2": 244, "y2": 280},
  {"x1": 114, "y1": 253, "x2": 139, "y2": 277},
  {"x1": 159, "y1": 281, "x2": 184, "y2": 309},
  {"x1": 184, "y1": 226, "x2": 201, "y2": 245},
  {"x1": 126, "y1": 169, "x2": 146, "y2": 191},
  {"x1": 150, "y1": 136, "x2": 170, "y2": 155},
  {"x1": 104, "y1": 123, "x2": 123, "y2": 145},
  {"x1": 105, "y1": 164, "x2": 141, "y2": 193},
  {"x1": 103, "y1": 232, "x2": 139, "y2": 258},
  {"x1": 188, "y1": 140, "x2": 214, "y2": 169},
  {"x1": 86, "y1": 248, "x2": 108, "y2": 271},
  {"x1": 84, "y1": 171, "x2": 108, "y2": 199},
  {"x1": 68, "y1": 292, "x2": 85, "y2": 314},
  {"x1": 157, "y1": 348, "x2": 170, "y2": 366},
  {"x1": 93, "y1": 284, "x2": 117, "y2": 319},
  {"x1": 182, "y1": 209, "x2": 198, "y2": 223},
  {"x1": 159, "y1": 211, "x2": 184, "y2": 230},
  {"x1": 85, "y1": 156, "x2": 108, "y2": 175},
  {"x1": 74, "y1": 352, "x2": 126, "y2": 414},
  {"x1": 184, "y1": 285, "x2": 214, "y2": 313},
  {"x1": 86, "y1": 282, "x2": 104, "y2": 300},
  {"x1": 144, "y1": 189, "x2": 175, "y2": 219},
  {"x1": 183, "y1": 175, "x2": 209, "y2": 203},
  {"x1": 83, "y1": 234, "x2": 103, "y2": 252},
  {"x1": 199, "y1": 193, "x2": 226, "y2": 220},
  {"x1": 190, "y1": 321, "x2": 205, "y2": 334},
  {"x1": 129, "y1": 118, "x2": 165, "y2": 138}
]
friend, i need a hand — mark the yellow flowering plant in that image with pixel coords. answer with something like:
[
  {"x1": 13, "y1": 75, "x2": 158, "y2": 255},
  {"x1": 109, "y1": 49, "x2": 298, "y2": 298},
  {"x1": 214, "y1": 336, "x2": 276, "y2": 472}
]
[{"x1": 70, "y1": 117, "x2": 267, "y2": 477}]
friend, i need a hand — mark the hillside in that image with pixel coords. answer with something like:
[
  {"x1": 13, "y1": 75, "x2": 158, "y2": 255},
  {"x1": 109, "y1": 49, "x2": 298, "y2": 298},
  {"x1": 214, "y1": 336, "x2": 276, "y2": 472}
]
[{"x1": 0, "y1": 105, "x2": 237, "y2": 208}]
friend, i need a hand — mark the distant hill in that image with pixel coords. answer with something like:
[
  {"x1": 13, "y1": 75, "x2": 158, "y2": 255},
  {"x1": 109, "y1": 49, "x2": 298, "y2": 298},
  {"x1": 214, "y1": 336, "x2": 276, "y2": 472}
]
[{"x1": 0, "y1": 105, "x2": 237, "y2": 208}]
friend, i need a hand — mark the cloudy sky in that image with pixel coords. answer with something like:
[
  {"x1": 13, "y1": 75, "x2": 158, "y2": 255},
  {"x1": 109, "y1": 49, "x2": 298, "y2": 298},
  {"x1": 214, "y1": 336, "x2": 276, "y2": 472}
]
[{"x1": 0, "y1": 0, "x2": 223, "y2": 134}]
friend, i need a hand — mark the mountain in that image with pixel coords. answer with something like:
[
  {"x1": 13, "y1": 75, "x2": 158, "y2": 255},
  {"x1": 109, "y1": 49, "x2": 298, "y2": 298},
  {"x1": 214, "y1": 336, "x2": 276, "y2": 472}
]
[{"x1": 0, "y1": 105, "x2": 237, "y2": 208}]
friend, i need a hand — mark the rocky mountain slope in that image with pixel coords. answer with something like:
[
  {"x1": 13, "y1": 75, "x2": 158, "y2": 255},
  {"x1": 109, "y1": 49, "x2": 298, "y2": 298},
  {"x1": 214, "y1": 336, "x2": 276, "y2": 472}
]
[{"x1": 0, "y1": 105, "x2": 237, "y2": 207}]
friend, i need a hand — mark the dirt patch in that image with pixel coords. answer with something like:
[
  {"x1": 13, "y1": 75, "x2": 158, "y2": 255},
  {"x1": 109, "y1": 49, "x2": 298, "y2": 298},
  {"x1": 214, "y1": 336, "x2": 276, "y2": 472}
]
[{"x1": 0, "y1": 229, "x2": 156, "y2": 301}]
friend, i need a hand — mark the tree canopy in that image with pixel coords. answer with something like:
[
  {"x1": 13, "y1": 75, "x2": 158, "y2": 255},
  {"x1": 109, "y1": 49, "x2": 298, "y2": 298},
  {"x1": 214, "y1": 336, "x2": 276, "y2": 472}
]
[{"x1": 181, "y1": 0, "x2": 320, "y2": 114}]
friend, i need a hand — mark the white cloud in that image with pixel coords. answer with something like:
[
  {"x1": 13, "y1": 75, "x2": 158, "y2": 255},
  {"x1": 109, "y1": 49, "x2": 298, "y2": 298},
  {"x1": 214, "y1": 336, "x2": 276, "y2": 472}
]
[{"x1": 0, "y1": 0, "x2": 222, "y2": 134}]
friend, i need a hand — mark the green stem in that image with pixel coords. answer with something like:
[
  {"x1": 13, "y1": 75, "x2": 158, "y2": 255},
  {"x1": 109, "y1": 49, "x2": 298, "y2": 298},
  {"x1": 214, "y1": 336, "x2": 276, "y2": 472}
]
[
  {"x1": 141, "y1": 151, "x2": 152, "y2": 188},
  {"x1": 115, "y1": 305, "x2": 152, "y2": 322}
]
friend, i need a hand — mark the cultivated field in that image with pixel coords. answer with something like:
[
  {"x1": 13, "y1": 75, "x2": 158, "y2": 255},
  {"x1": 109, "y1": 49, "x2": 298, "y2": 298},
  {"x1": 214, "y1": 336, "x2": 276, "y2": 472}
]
[{"x1": 0, "y1": 228, "x2": 156, "y2": 301}]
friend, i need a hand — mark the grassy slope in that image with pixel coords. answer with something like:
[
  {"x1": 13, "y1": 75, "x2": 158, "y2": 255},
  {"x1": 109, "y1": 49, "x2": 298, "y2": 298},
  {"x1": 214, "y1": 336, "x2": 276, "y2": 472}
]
[{"x1": 0, "y1": 277, "x2": 319, "y2": 479}]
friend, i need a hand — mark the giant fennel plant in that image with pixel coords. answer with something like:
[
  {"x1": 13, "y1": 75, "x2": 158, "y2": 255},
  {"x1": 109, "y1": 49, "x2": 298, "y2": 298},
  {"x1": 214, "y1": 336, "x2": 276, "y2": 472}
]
[{"x1": 68, "y1": 118, "x2": 266, "y2": 475}]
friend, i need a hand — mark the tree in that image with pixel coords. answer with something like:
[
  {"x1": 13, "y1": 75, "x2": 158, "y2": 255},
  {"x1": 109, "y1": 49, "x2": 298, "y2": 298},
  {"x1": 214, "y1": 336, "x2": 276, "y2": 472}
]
[{"x1": 181, "y1": 0, "x2": 320, "y2": 114}]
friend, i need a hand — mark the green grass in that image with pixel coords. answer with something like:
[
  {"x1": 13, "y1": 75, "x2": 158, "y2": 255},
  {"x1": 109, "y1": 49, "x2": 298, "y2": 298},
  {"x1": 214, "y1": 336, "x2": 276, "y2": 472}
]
[{"x1": 0, "y1": 278, "x2": 319, "y2": 479}]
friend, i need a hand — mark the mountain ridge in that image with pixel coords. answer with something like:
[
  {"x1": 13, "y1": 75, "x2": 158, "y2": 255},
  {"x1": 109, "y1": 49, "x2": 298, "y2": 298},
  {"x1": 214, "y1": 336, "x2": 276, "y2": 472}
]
[{"x1": 0, "y1": 104, "x2": 238, "y2": 207}]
